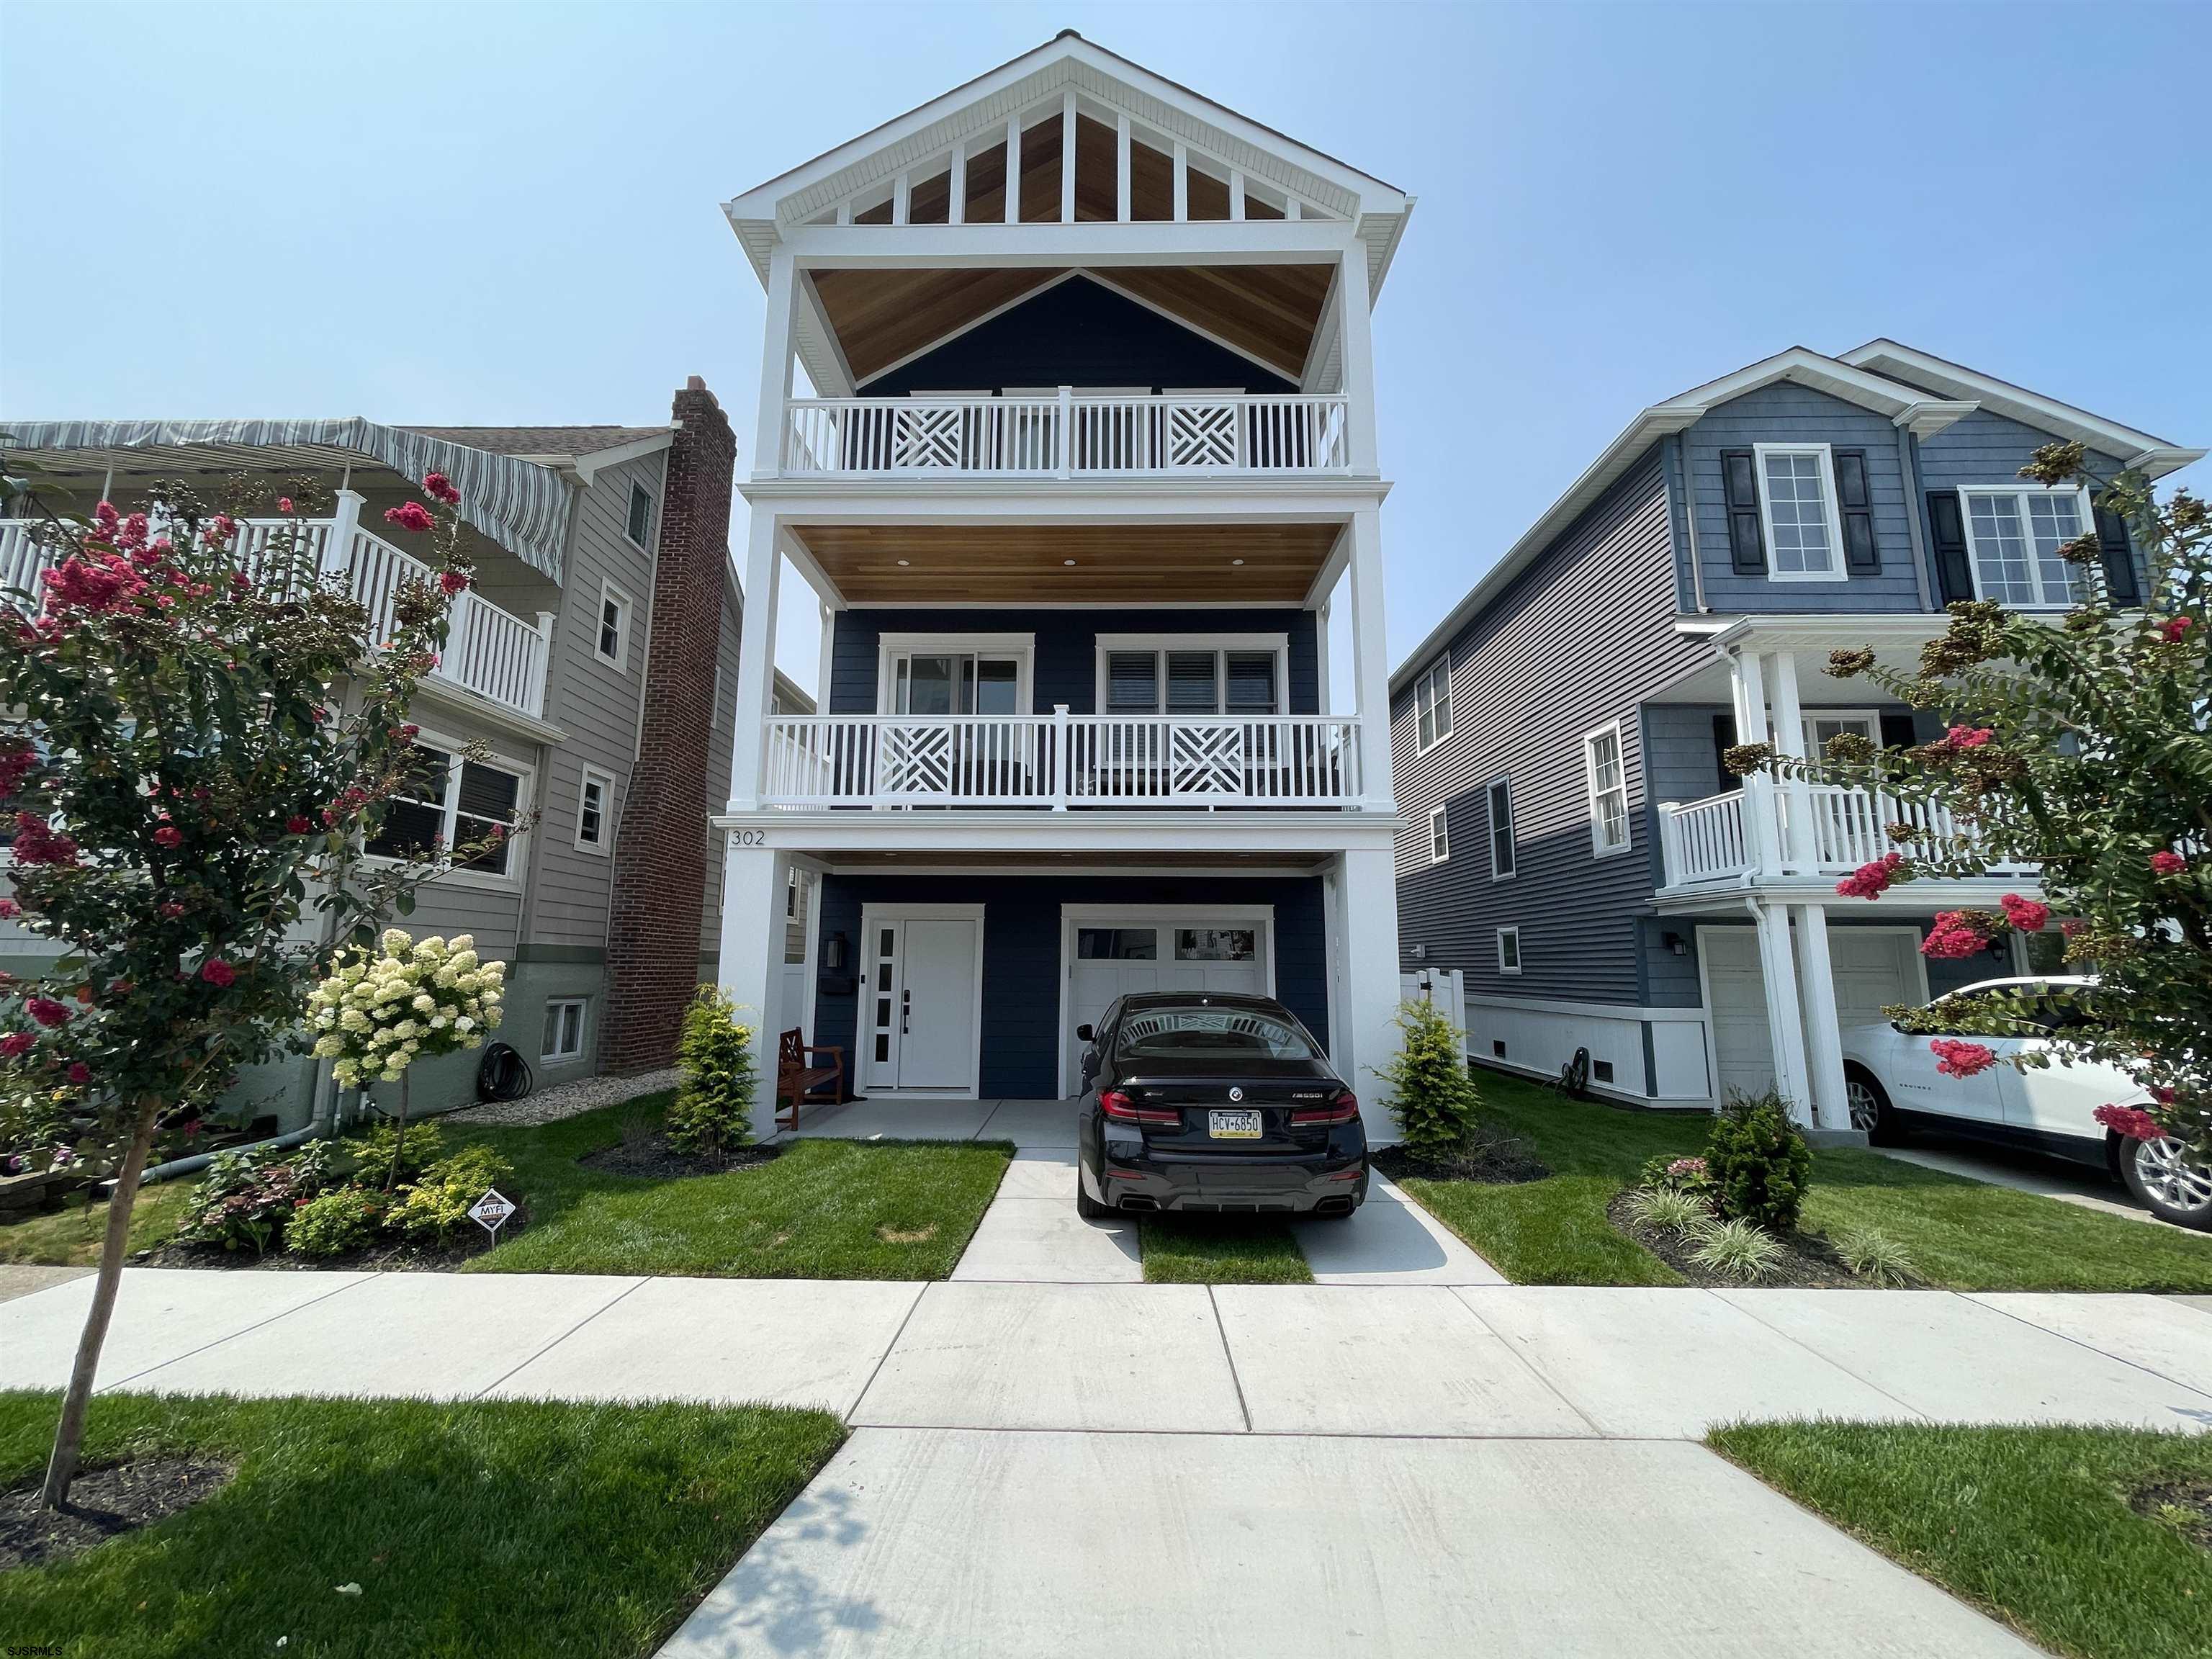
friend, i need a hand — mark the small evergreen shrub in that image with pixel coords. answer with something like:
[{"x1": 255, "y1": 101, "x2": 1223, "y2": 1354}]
[
  {"x1": 1380, "y1": 998, "x2": 1483, "y2": 1159},
  {"x1": 1835, "y1": 1226, "x2": 1918, "y2": 1287},
  {"x1": 667, "y1": 986, "x2": 757, "y2": 1160},
  {"x1": 288, "y1": 1186, "x2": 384, "y2": 1258},
  {"x1": 1704, "y1": 1089, "x2": 1815, "y2": 1231},
  {"x1": 1623, "y1": 1184, "x2": 1710, "y2": 1237},
  {"x1": 387, "y1": 1143, "x2": 514, "y2": 1244},
  {"x1": 345, "y1": 1121, "x2": 445, "y2": 1190},
  {"x1": 1689, "y1": 1217, "x2": 1784, "y2": 1282}
]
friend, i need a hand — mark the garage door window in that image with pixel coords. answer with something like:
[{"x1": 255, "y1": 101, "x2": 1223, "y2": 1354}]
[
  {"x1": 1175, "y1": 927, "x2": 1255, "y2": 961},
  {"x1": 1077, "y1": 927, "x2": 1156, "y2": 960}
]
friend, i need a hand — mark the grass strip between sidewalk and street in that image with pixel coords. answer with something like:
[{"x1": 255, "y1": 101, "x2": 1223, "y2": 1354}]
[
  {"x1": 1392, "y1": 1070, "x2": 2212, "y2": 1290},
  {"x1": 1708, "y1": 1420, "x2": 2212, "y2": 1659},
  {"x1": 0, "y1": 1388, "x2": 843, "y2": 1658},
  {"x1": 1138, "y1": 1216, "x2": 1313, "y2": 1283}
]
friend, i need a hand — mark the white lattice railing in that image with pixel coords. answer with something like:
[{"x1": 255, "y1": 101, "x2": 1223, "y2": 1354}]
[
  {"x1": 1660, "y1": 783, "x2": 2040, "y2": 889},
  {"x1": 762, "y1": 712, "x2": 1364, "y2": 808},
  {"x1": 781, "y1": 390, "x2": 1352, "y2": 478},
  {"x1": 0, "y1": 517, "x2": 550, "y2": 720}
]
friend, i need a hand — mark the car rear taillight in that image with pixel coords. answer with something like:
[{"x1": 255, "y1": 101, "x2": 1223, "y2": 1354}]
[
  {"x1": 1099, "y1": 1088, "x2": 1179, "y2": 1126},
  {"x1": 1292, "y1": 1089, "x2": 1360, "y2": 1125}
]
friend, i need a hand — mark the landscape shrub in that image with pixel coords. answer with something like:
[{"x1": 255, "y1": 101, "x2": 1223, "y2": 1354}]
[
  {"x1": 177, "y1": 1141, "x2": 335, "y2": 1255},
  {"x1": 345, "y1": 1120, "x2": 446, "y2": 1189},
  {"x1": 1637, "y1": 1153, "x2": 1718, "y2": 1204},
  {"x1": 387, "y1": 1143, "x2": 513, "y2": 1244},
  {"x1": 1689, "y1": 1217, "x2": 1784, "y2": 1282},
  {"x1": 1704, "y1": 1089, "x2": 1814, "y2": 1231},
  {"x1": 1835, "y1": 1226, "x2": 1918, "y2": 1287},
  {"x1": 1623, "y1": 1185, "x2": 1710, "y2": 1237},
  {"x1": 1380, "y1": 997, "x2": 1483, "y2": 1159},
  {"x1": 667, "y1": 986, "x2": 757, "y2": 1160},
  {"x1": 288, "y1": 1185, "x2": 385, "y2": 1258}
]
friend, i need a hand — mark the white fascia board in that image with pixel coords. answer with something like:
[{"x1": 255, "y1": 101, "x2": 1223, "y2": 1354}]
[
  {"x1": 1706, "y1": 612, "x2": 1949, "y2": 653},
  {"x1": 739, "y1": 479, "x2": 1388, "y2": 515},
  {"x1": 559, "y1": 430, "x2": 675, "y2": 485},
  {"x1": 1894, "y1": 400, "x2": 1979, "y2": 441},
  {"x1": 708, "y1": 808, "x2": 1403, "y2": 856},
  {"x1": 781, "y1": 219, "x2": 1359, "y2": 268},
  {"x1": 1840, "y1": 339, "x2": 2197, "y2": 473},
  {"x1": 1651, "y1": 876, "x2": 2044, "y2": 914},
  {"x1": 1649, "y1": 346, "x2": 1931, "y2": 423}
]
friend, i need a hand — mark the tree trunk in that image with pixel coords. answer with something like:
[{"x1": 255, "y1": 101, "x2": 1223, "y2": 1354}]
[
  {"x1": 41, "y1": 1091, "x2": 163, "y2": 1510},
  {"x1": 384, "y1": 1071, "x2": 409, "y2": 1193}
]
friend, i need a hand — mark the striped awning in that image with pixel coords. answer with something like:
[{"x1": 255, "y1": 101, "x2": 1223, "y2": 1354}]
[{"x1": 0, "y1": 418, "x2": 573, "y2": 582}]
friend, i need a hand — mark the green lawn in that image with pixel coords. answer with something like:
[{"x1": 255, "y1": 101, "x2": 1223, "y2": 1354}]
[
  {"x1": 0, "y1": 1389, "x2": 842, "y2": 1658},
  {"x1": 1138, "y1": 1216, "x2": 1313, "y2": 1284},
  {"x1": 1392, "y1": 1070, "x2": 2212, "y2": 1290},
  {"x1": 1709, "y1": 1421, "x2": 2212, "y2": 1659},
  {"x1": 1, "y1": 1097, "x2": 1013, "y2": 1281}
]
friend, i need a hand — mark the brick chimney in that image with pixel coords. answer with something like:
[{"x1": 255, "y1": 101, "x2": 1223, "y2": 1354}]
[{"x1": 600, "y1": 376, "x2": 736, "y2": 1072}]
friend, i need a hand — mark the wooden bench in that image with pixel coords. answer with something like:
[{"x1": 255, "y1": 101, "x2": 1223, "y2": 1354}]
[{"x1": 775, "y1": 1028, "x2": 845, "y2": 1132}]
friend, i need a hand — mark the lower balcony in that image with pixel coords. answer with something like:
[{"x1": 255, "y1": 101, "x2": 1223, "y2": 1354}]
[
  {"x1": 1659, "y1": 781, "x2": 2039, "y2": 892},
  {"x1": 763, "y1": 712, "x2": 1365, "y2": 809},
  {"x1": 1, "y1": 516, "x2": 552, "y2": 721}
]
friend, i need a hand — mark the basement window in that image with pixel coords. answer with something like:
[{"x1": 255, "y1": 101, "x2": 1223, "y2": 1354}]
[{"x1": 541, "y1": 998, "x2": 588, "y2": 1063}]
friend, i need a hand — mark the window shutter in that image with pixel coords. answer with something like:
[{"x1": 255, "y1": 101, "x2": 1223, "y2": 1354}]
[
  {"x1": 2093, "y1": 497, "x2": 2142, "y2": 606},
  {"x1": 1926, "y1": 490, "x2": 1975, "y2": 604},
  {"x1": 1833, "y1": 449, "x2": 1879, "y2": 573},
  {"x1": 1720, "y1": 450, "x2": 1766, "y2": 575},
  {"x1": 1879, "y1": 711, "x2": 1918, "y2": 750}
]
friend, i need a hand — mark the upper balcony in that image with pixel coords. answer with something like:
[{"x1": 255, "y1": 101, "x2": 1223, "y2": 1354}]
[{"x1": 1659, "y1": 781, "x2": 2039, "y2": 894}]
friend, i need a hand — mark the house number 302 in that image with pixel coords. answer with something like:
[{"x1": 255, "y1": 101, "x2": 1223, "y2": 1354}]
[{"x1": 730, "y1": 830, "x2": 768, "y2": 847}]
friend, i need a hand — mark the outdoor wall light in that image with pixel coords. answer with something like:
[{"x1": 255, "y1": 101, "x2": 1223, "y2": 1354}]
[
  {"x1": 1407, "y1": 942, "x2": 1428, "y2": 961},
  {"x1": 822, "y1": 931, "x2": 848, "y2": 973},
  {"x1": 1663, "y1": 932, "x2": 1688, "y2": 956}
]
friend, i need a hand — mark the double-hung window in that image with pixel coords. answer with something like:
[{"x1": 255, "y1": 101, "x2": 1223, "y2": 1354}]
[
  {"x1": 1583, "y1": 722, "x2": 1629, "y2": 856},
  {"x1": 1959, "y1": 485, "x2": 2094, "y2": 609},
  {"x1": 365, "y1": 740, "x2": 527, "y2": 878},
  {"x1": 596, "y1": 580, "x2": 634, "y2": 671},
  {"x1": 1428, "y1": 804, "x2": 1449, "y2": 863},
  {"x1": 1414, "y1": 657, "x2": 1452, "y2": 751},
  {"x1": 575, "y1": 765, "x2": 614, "y2": 855},
  {"x1": 625, "y1": 482, "x2": 654, "y2": 548},
  {"x1": 1486, "y1": 778, "x2": 1516, "y2": 878},
  {"x1": 1753, "y1": 444, "x2": 1846, "y2": 580},
  {"x1": 1097, "y1": 637, "x2": 1285, "y2": 717}
]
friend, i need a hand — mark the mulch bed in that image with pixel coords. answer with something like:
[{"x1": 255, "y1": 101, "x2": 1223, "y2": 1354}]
[
  {"x1": 2, "y1": 1458, "x2": 233, "y2": 1572},
  {"x1": 2131, "y1": 1479, "x2": 2212, "y2": 1550},
  {"x1": 1373, "y1": 1133, "x2": 1550, "y2": 1186},
  {"x1": 1606, "y1": 1192, "x2": 1861, "y2": 1288},
  {"x1": 143, "y1": 1206, "x2": 529, "y2": 1274},
  {"x1": 577, "y1": 1135, "x2": 781, "y2": 1181}
]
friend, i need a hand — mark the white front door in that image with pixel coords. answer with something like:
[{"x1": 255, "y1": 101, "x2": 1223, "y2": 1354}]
[
  {"x1": 1061, "y1": 912, "x2": 1272, "y2": 1094},
  {"x1": 861, "y1": 911, "x2": 981, "y2": 1095}
]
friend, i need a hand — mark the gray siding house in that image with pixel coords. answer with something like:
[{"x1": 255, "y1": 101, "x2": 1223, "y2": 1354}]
[
  {"x1": 1, "y1": 395, "x2": 749, "y2": 1131},
  {"x1": 1390, "y1": 341, "x2": 2201, "y2": 1133}
]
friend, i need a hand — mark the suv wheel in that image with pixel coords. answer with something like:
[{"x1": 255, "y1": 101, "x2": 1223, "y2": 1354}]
[
  {"x1": 1844, "y1": 1066, "x2": 1896, "y2": 1144},
  {"x1": 2120, "y1": 1136, "x2": 2212, "y2": 1231}
]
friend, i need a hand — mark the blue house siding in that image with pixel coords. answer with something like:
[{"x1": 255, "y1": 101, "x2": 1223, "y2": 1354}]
[
  {"x1": 811, "y1": 873, "x2": 1329, "y2": 1100},
  {"x1": 1683, "y1": 382, "x2": 1924, "y2": 614},
  {"x1": 864, "y1": 275, "x2": 1295, "y2": 397},
  {"x1": 1911, "y1": 411, "x2": 2147, "y2": 595},
  {"x1": 827, "y1": 607, "x2": 1321, "y2": 715},
  {"x1": 1390, "y1": 449, "x2": 1707, "y2": 1005}
]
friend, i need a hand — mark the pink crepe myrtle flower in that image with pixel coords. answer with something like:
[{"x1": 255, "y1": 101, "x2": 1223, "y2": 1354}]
[
  {"x1": 1999, "y1": 894, "x2": 2050, "y2": 934},
  {"x1": 384, "y1": 501, "x2": 434, "y2": 534},
  {"x1": 1930, "y1": 1038, "x2": 1999, "y2": 1079},
  {"x1": 10, "y1": 813, "x2": 78, "y2": 867},
  {"x1": 199, "y1": 958, "x2": 236, "y2": 988},
  {"x1": 286, "y1": 814, "x2": 313, "y2": 834},
  {"x1": 423, "y1": 472, "x2": 462, "y2": 506},
  {"x1": 158, "y1": 901, "x2": 186, "y2": 920},
  {"x1": 1836, "y1": 852, "x2": 1904, "y2": 900},
  {"x1": 1922, "y1": 911, "x2": 1991, "y2": 959},
  {"x1": 92, "y1": 501, "x2": 120, "y2": 537},
  {"x1": 1941, "y1": 725, "x2": 1995, "y2": 751},
  {"x1": 24, "y1": 997, "x2": 71, "y2": 1029},
  {"x1": 204, "y1": 513, "x2": 237, "y2": 547},
  {"x1": 2095, "y1": 1103, "x2": 2167, "y2": 1143},
  {"x1": 0, "y1": 899, "x2": 17, "y2": 920},
  {"x1": 439, "y1": 568, "x2": 469, "y2": 595},
  {"x1": 65, "y1": 1062, "x2": 90, "y2": 1087},
  {"x1": 2151, "y1": 850, "x2": 2189, "y2": 876},
  {"x1": 0, "y1": 1032, "x2": 33, "y2": 1059},
  {"x1": 277, "y1": 497, "x2": 295, "y2": 515},
  {"x1": 2162, "y1": 616, "x2": 2193, "y2": 643},
  {"x1": 0, "y1": 742, "x2": 37, "y2": 796},
  {"x1": 153, "y1": 823, "x2": 183, "y2": 848}
]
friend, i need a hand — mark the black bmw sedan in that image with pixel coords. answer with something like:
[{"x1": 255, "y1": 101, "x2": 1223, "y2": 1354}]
[{"x1": 1074, "y1": 992, "x2": 1368, "y2": 1219}]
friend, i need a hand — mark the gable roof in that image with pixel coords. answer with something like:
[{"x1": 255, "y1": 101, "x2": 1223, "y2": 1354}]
[{"x1": 1388, "y1": 342, "x2": 2202, "y2": 692}]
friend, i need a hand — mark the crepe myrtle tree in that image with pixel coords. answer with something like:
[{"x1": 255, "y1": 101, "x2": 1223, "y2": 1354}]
[
  {"x1": 1728, "y1": 441, "x2": 2210, "y2": 1165},
  {"x1": 0, "y1": 462, "x2": 514, "y2": 1509}
]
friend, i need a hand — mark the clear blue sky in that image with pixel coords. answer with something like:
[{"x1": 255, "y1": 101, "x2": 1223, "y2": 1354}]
[{"x1": 4, "y1": 1, "x2": 2206, "y2": 693}]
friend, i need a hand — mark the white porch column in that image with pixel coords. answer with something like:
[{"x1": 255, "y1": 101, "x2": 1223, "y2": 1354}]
[
  {"x1": 727, "y1": 509, "x2": 781, "y2": 810},
  {"x1": 321, "y1": 488, "x2": 364, "y2": 581},
  {"x1": 1769, "y1": 651, "x2": 1818, "y2": 872},
  {"x1": 1792, "y1": 902, "x2": 1848, "y2": 1132},
  {"x1": 752, "y1": 252, "x2": 796, "y2": 480},
  {"x1": 814, "y1": 601, "x2": 835, "y2": 714},
  {"x1": 716, "y1": 840, "x2": 791, "y2": 1138},
  {"x1": 1749, "y1": 899, "x2": 1815, "y2": 1127},
  {"x1": 1334, "y1": 245, "x2": 1379, "y2": 472},
  {"x1": 1316, "y1": 596, "x2": 1333, "y2": 714},
  {"x1": 1345, "y1": 510, "x2": 1393, "y2": 809},
  {"x1": 1337, "y1": 846, "x2": 1403, "y2": 1139},
  {"x1": 1730, "y1": 649, "x2": 1781, "y2": 878}
]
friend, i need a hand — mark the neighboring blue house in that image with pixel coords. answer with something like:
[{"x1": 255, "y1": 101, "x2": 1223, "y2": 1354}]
[
  {"x1": 1389, "y1": 341, "x2": 2201, "y2": 1135},
  {"x1": 709, "y1": 34, "x2": 1415, "y2": 1125}
]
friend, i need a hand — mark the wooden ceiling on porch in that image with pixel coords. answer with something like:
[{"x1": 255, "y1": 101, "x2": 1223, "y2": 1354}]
[
  {"x1": 809, "y1": 263, "x2": 1334, "y2": 384},
  {"x1": 788, "y1": 520, "x2": 1341, "y2": 603}
]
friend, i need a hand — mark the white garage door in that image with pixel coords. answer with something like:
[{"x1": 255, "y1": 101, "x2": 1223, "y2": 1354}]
[
  {"x1": 1700, "y1": 926, "x2": 1920, "y2": 1106},
  {"x1": 1063, "y1": 913, "x2": 1271, "y2": 1095}
]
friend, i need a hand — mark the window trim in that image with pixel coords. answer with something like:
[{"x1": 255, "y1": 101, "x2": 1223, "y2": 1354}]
[
  {"x1": 1752, "y1": 441, "x2": 1848, "y2": 584},
  {"x1": 876, "y1": 631, "x2": 1037, "y2": 716},
  {"x1": 361, "y1": 727, "x2": 532, "y2": 892},
  {"x1": 541, "y1": 997, "x2": 589, "y2": 1064},
  {"x1": 1583, "y1": 719, "x2": 1632, "y2": 858},
  {"x1": 624, "y1": 480, "x2": 655, "y2": 549},
  {"x1": 1428, "y1": 804, "x2": 1449, "y2": 864},
  {"x1": 1799, "y1": 709, "x2": 1881, "y2": 756},
  {"x1": 1413, "y1": 655, "x2": 1452, "y2": 752},
  {"x1": 595, "y1": 579, "x2": 635, "y2": 672},
  {"x1": 1956, "y1": 482, "x2": 2098, "y2": 611},
  {"x1": 1092, "y1": 632, "x2": 1290, "y2": 718},
  {"x1": 1485, "y1": 777, "x2": 1516, "y2": 881},
  {"x1": 1496, "y1": 925, "x2": 1522, "y2": 977},
  {"x1": 574, "y1": 764, "x2": 615, "y2": 856}
]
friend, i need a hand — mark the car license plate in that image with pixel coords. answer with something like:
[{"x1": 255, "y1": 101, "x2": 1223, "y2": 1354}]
[{"x1": 1209, "y1": 1109, "x2": 1262, "y2": 1140}]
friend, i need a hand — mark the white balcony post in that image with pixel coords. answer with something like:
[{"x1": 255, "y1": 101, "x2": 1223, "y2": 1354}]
[
  {"x1": 1345, "y1": 510, "x2": 1393, "y2": 810},
  {"x1": 753, "y1": 252, "x2": 796, "y2": 480},
  {"x1": 322, "y1": 488, "x2": 364, "y2": 582},
  {"x1": 1792, "y1": 902, "x2": 1849, "y2": 1132},
  {"x1": 715, "y1": 839, "x2": 789, "y2": 1138},
  {"x1": 441, "y1": 589, "x2": 473, "y2": 687},
  {"x1": 1770, "y1": 651, "x2": 1818, "y2": 873},
  {"x1": 1004, "y1": 116, "x2": 1020, "y2": 222},
  {"x1": 531, "y1": 609, "x2": 556, "y2": 718},
  {"x1": 1750, "y1": 898, "x2": 1816, "y2": 1127},
  {"x1": 1051, "y1": 703, "x2": 1069, "y2": 809},
  {"x1": 1060, "y1": 91, "x2": 1076, "y2": 224},
  {"x1": 1337, "y1": 847, "x2": 1403, "y2": 1136},
  {"x1": 1315, "y1": 598, "x2": 1333, "y2": 713},
  {"x1": 727, "y1": 511, "x2": 781, "y2": 811},
  {"x1": 1334, "y1": 246, "x2": 1379, "y2": 472},
  {"x1": 1057, "y1": 385, "x2": 1073, "y2": 477},
  {"x1": 948, "y1": 145, "x2": 966, "y2": 225},
  {"x1": 1115, "y1": 112, "x2": 1131, "y2": 220},
  {"x1": 1658, "y1": 802, "x2": 1682, "y2": 886},
  {"x1": 1730, "y1": 648, "x2": 1781, "y2": 878}
]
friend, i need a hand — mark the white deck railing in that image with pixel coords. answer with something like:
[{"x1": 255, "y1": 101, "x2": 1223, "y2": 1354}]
[
  {"x1": 1660, "y1": 782, "x2": 2040, "y2": 889},
  {"x1": 781, "y1": 390, "x2": 1351, "y2": 478},
  {"x1": 0, "y1": 516, "x2": 550, "y2": 720},
  {"x1": 763, "y1": 711, "x2": 1364, "y2": 808}
]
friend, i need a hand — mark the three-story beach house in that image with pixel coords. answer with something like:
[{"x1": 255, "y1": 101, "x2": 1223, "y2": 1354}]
[{"x1": 711, "y1": 33, "x2": 1413, "y2": 1124}]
